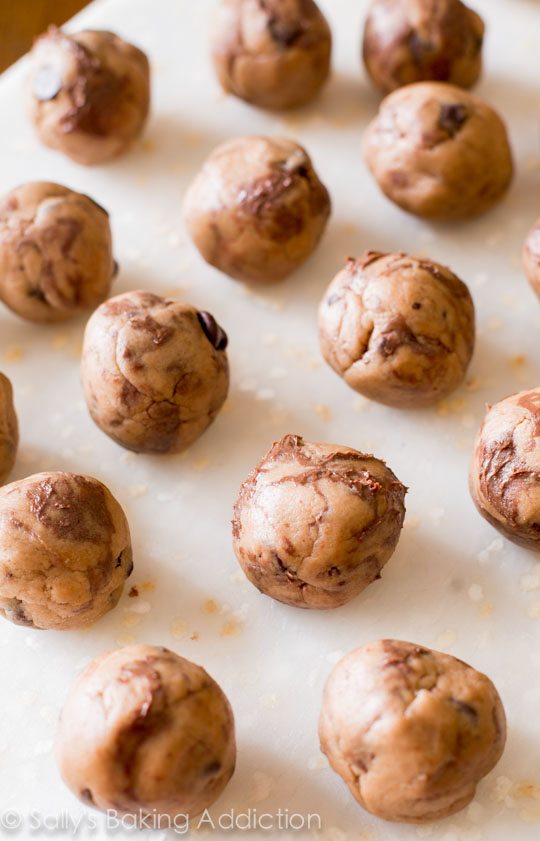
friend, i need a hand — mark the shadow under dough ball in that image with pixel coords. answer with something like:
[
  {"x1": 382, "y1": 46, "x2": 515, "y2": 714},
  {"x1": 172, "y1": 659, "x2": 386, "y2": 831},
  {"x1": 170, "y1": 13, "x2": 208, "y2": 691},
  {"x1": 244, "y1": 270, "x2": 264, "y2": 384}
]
[
  {"x1": 81, "y1": 291, "x2": 229, "y2": 454},
  {"x1": 232, "y1": 434, "x2": 406, "y2": 609},
  {"x1": 318, "y1": 251, "x2": 475, "y2": 408},
  {"x1": 55, "y1": 645, "x2": 236, "y2": 818},
  {"x1": 523, "y1": 219, "x2": 540, "y2": 299},
  {"x1": 211, "y1": 0, "x2": 332, "y2": 110},
  {"x1": 0, "y1": 472, "x2": 132, "y2": 630},
  {"x1": 363, "y1": 0, "x2": 484, "y2": 94},
  {"x1": 470, "y1": 388, "x2": 540, "y2": 550},
  {"x1": 0, "y1": 182, "x2": 115, "y2": 323},
  {"x1": 28, "y1": 27, "x2": 150, "y2": 166},
  {"x1": 184, "y1": 135, "x2": 331, "y2": 284},
  {"x1": 0, "y1": 373, "x2": 18, "y2": 485},
  {"x1": 319, "y1": 640, "x2": 506, "y2": 823},
  {"x1": 363, "y1": 82, "x2": 513, "y2": 220}
]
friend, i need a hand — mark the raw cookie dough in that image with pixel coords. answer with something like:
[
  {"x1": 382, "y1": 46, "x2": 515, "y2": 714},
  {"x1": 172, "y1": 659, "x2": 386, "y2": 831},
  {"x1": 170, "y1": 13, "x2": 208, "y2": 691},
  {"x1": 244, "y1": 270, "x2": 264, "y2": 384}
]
[
  {"x1": 184, "y1": 135, "x2": 330, "y2": 284},
  {"x1": 363, "y1": 82, "x2": 513, "y2": 220},
  {"x1": 211, "y1": 0, "x2": 332, "y2": 110},
  {"x1": 0, "y1": 374, "x2": 18, "y2": 485},
  {"x1": 319, "y1": 639, "x2": 506, "y2": 823},
  {"x1": 28, "y1": 27, "x2": 150, "y2": 165},
  {"x1": 0, "y1": 472, "x2": 132, "y2": 630},
  {"x1": 55, "y1": 644, "x2": 236, "y2": 819},
  {"x1": 363, "y1": 0, "x2": 484, "y2": 94},
  {"x1": 81, "y1": 291, "x2": 229, "y2": 454},
  {"x1": 0, "y1": 182, "x2": 115, "y2": 323},
  {"x1": 232, "y1": 434, "x2": 406, "y2": 609},
  {"x1": 523, "y1": 219, "x2": 540, "y2": 299},
  {"x1": 318, "y1": 251, "x2": 475, "y2": 408},
  {"x1": 470, "y1": 388, "x2": 540, "y2": 550}
]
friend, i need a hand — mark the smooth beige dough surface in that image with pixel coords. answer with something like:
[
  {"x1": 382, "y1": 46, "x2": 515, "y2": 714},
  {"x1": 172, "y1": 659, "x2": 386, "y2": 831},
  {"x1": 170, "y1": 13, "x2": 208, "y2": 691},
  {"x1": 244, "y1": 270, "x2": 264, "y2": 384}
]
[
  {"x1": 0, "y1": 472, "x2": 132, "y2": 630},
  {"x1": 470, "y1": 388, "x2": 540, "y2": 551},
  {"x1": 184, "y1": 135, "x2": 331, "y2": 284},
  {"x1": 81, "y1": 290, "x2": 229, "y2": 454},
  {"x1": 319, "y1": 251, "x2": 475, "y2": 408},
  {"x1": 0, "y1": 181, "x2": 115, "y2": 322},
  {"x1": 232, "y1": 433, "x2": 406, "y2": 609},
  {"x1": 363, "y1": 81, "x2": 513, "y2": 220},
  {"x1": 319, "y1": 639, "x2": 506, "y2": 823},
  {"x1": 28, "y1": 27, "x2": 150, "y2": 165},
  {"x1": 55, "y1": 644, "x2": 236, "y2": 819},
  {"x1": 211, "y1": 0, "x2": 331, "y2": 110}
]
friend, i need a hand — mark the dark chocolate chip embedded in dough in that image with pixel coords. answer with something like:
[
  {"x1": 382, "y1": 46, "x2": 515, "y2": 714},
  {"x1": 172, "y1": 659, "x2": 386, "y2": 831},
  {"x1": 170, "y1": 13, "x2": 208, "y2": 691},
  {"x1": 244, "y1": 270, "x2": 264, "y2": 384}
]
[
  {"x1": 439, "y1": 103, "x2": 469, "y2": 137},
  {"x1": 197, "y1": 311, "x2": 228, "y2": 351}
]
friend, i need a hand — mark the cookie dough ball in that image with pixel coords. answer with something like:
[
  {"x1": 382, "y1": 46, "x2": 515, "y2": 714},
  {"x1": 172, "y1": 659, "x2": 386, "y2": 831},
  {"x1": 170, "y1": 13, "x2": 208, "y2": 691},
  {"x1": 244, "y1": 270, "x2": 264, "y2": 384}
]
[
  {"x1": 523, "y1": 219, "x2": 540, "y2": 299},
  {"x1": 470, "y1": 388, "x2": 540, "y2": 550},
  {"x1": 363, "y1": 0, "x2": 484, "y2": 95},
  {"x1": 184, "y1": 136, "x2": 330, "y2": 284},
  {"x1": 0, "y1": 182, "x2": 115, "y2": 323},
  {"x1": 363, "y1": 82, "x2": 513, "y2": 220},
  {"x1": 232, "y1": 434, "x2": 406, "y2": 609},
  {"x1": 0, "y1": 374, "x2": 18, "y2": 485},
  {"x1": 81, "y1": 291, "x2": 229, "y2": 454},
  {"x1": 211, "y1": 0, "x2": 331, "y2": 110},
  {"x1": 319, "y1": 252, "x2": 475, "y2": 408},
  {"x1": 319, "y1": 639, "x2": 506, "y2": 823},
  {"x1": 28, "y1": 27, "x2": 150, "y2": 165},
  {"x1": 0, "y1": 472, "x2": 132, "y2": 630},
  {"x1": 55, "y1": 645, "x2": 236, "y2": 818}
]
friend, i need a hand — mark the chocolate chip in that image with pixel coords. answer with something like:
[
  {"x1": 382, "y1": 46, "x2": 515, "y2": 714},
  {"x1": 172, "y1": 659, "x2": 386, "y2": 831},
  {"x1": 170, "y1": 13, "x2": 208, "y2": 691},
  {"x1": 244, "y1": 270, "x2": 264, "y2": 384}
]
[
  {"x1": 33, "y1": 64, "x2": 62, "y2": 101},
  {"x1": 197, "y1": 311, "x2": 228, "y2": 351},
  {"x1": 412, "y1": 302, "x2": 422, "y2": 310},
  {"x1": 80, "y1": 789, "x2": 95, "y2": 805},
  {"x1": 267, "y1": 17, "x2": 303, "y2": 47},
  {"x1": 438, "y1": 103, "x2": 469, "y2": 137}
]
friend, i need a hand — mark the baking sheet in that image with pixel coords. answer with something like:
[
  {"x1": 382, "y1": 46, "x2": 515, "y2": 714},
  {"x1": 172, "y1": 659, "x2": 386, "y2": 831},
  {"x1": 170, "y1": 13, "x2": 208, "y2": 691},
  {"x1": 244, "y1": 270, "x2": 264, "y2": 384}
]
[{"x1": 0, "y1": 0, "x2": 540, "y2": 838}]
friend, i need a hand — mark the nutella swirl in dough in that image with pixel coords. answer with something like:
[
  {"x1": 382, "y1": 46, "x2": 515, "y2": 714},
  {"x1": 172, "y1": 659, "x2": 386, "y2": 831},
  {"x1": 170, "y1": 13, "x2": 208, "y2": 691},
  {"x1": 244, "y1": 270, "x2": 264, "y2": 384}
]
[
  {"x1": 470, "y1": 388, "x2": 540, "y2": 550},
  {"x1": 55, "y1": 645, "x2": 236, "y2": 819},
  {"x1": 81, "y1": 291, "x2": 229, "y2": 454},
  {"x1": 0, "y1": 374, "x2": 18, "y2": 485},
  {"x1": 0, "y1": 182, "x2": 115, "y2": 323},
  {"x1": 319, "y1": 640, "x2": 506, "y2": 823},
  {"x1": 232, "y1": 434, "x2": 406, "y2": 609},
  {"x1": 0, "y1": 472, "x2": 132, "y2": 630},
  {"x1": 28, "y1": 28, "x2": 150, "y2": 165},
  {"x1": 211, "y1": 0, "x2": 332, "y2": 110},
  {"x1": 318, "y1": 252, "x2": 475, "y2": 408},
  {"x1": 184, "y1": 135, "x2": 331, "y2": 284},
  {"x1": 363, "y1": 0, "x2": 484, "y2": 94},
  {"x1": 363, "y1": 82, "x2": 513, "y2": 220}
]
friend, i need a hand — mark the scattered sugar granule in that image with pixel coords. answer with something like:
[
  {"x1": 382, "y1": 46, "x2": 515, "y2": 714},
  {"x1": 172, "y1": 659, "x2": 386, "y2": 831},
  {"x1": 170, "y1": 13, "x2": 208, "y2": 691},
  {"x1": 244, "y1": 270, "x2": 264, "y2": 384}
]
[
  {"x1": 51, "y1": 333, "x2": 69, "y2": 350},
  {"x1": 191, "y1": 456, "x2": 211, "y2": 471},
  {"x1": 116, "y1": 632, "x2": 136, "y2": 646},
  {"x1": 477, "y1": 539, "x2": 504, "y2": 564},
  {"x1": 479, "y1": 601, "x2": 494, "y2": 618},
  {"x1": 315, "y1": 404, "x2": 332, "y2": 422},
  {"x1": 121, "y1": 612, "x2": 142, "y2": 629},
  {"x1": 468, "y1": 584, "x2": 484, "y2": 603},
  {"x1": 527, "y1": 601, "x2": 540, "y2": 619},
  {"x1": 256, "y1": 388, "x2": 275, "y2": 401},
  {"x1": 521, "y1": 569, "x2": 540, "y2": 592},
  {"x1": 250, "y1": 771, "x2": 275, "y2": 803},
  {"x1": 202, "y1": 599, "x2": 219, "y2": 615},
  {"x1": 3, "y1": 345, "x2": 24, "y2": 362},
  {"x1": 436, "y1": 629, "x2": 457, "y2": 648},
  {"x1": 127, "y1": 600, "x2": 151, "y2": 615},
  {"x1": 170, "y1": 620, "x2": 187, "y2": 639},
  {"x1": 128, "y1": 484, "x2": 148, "y2": 498},
  {"x1": 220, "y1": 617, "x2": 242, "y2": 637},
  {"x1": 190, "y1": 631, "x2": 200, "y2": 641},
  {"x1": 307, "y1": 755, "x2": 327, "y2": 772}
]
